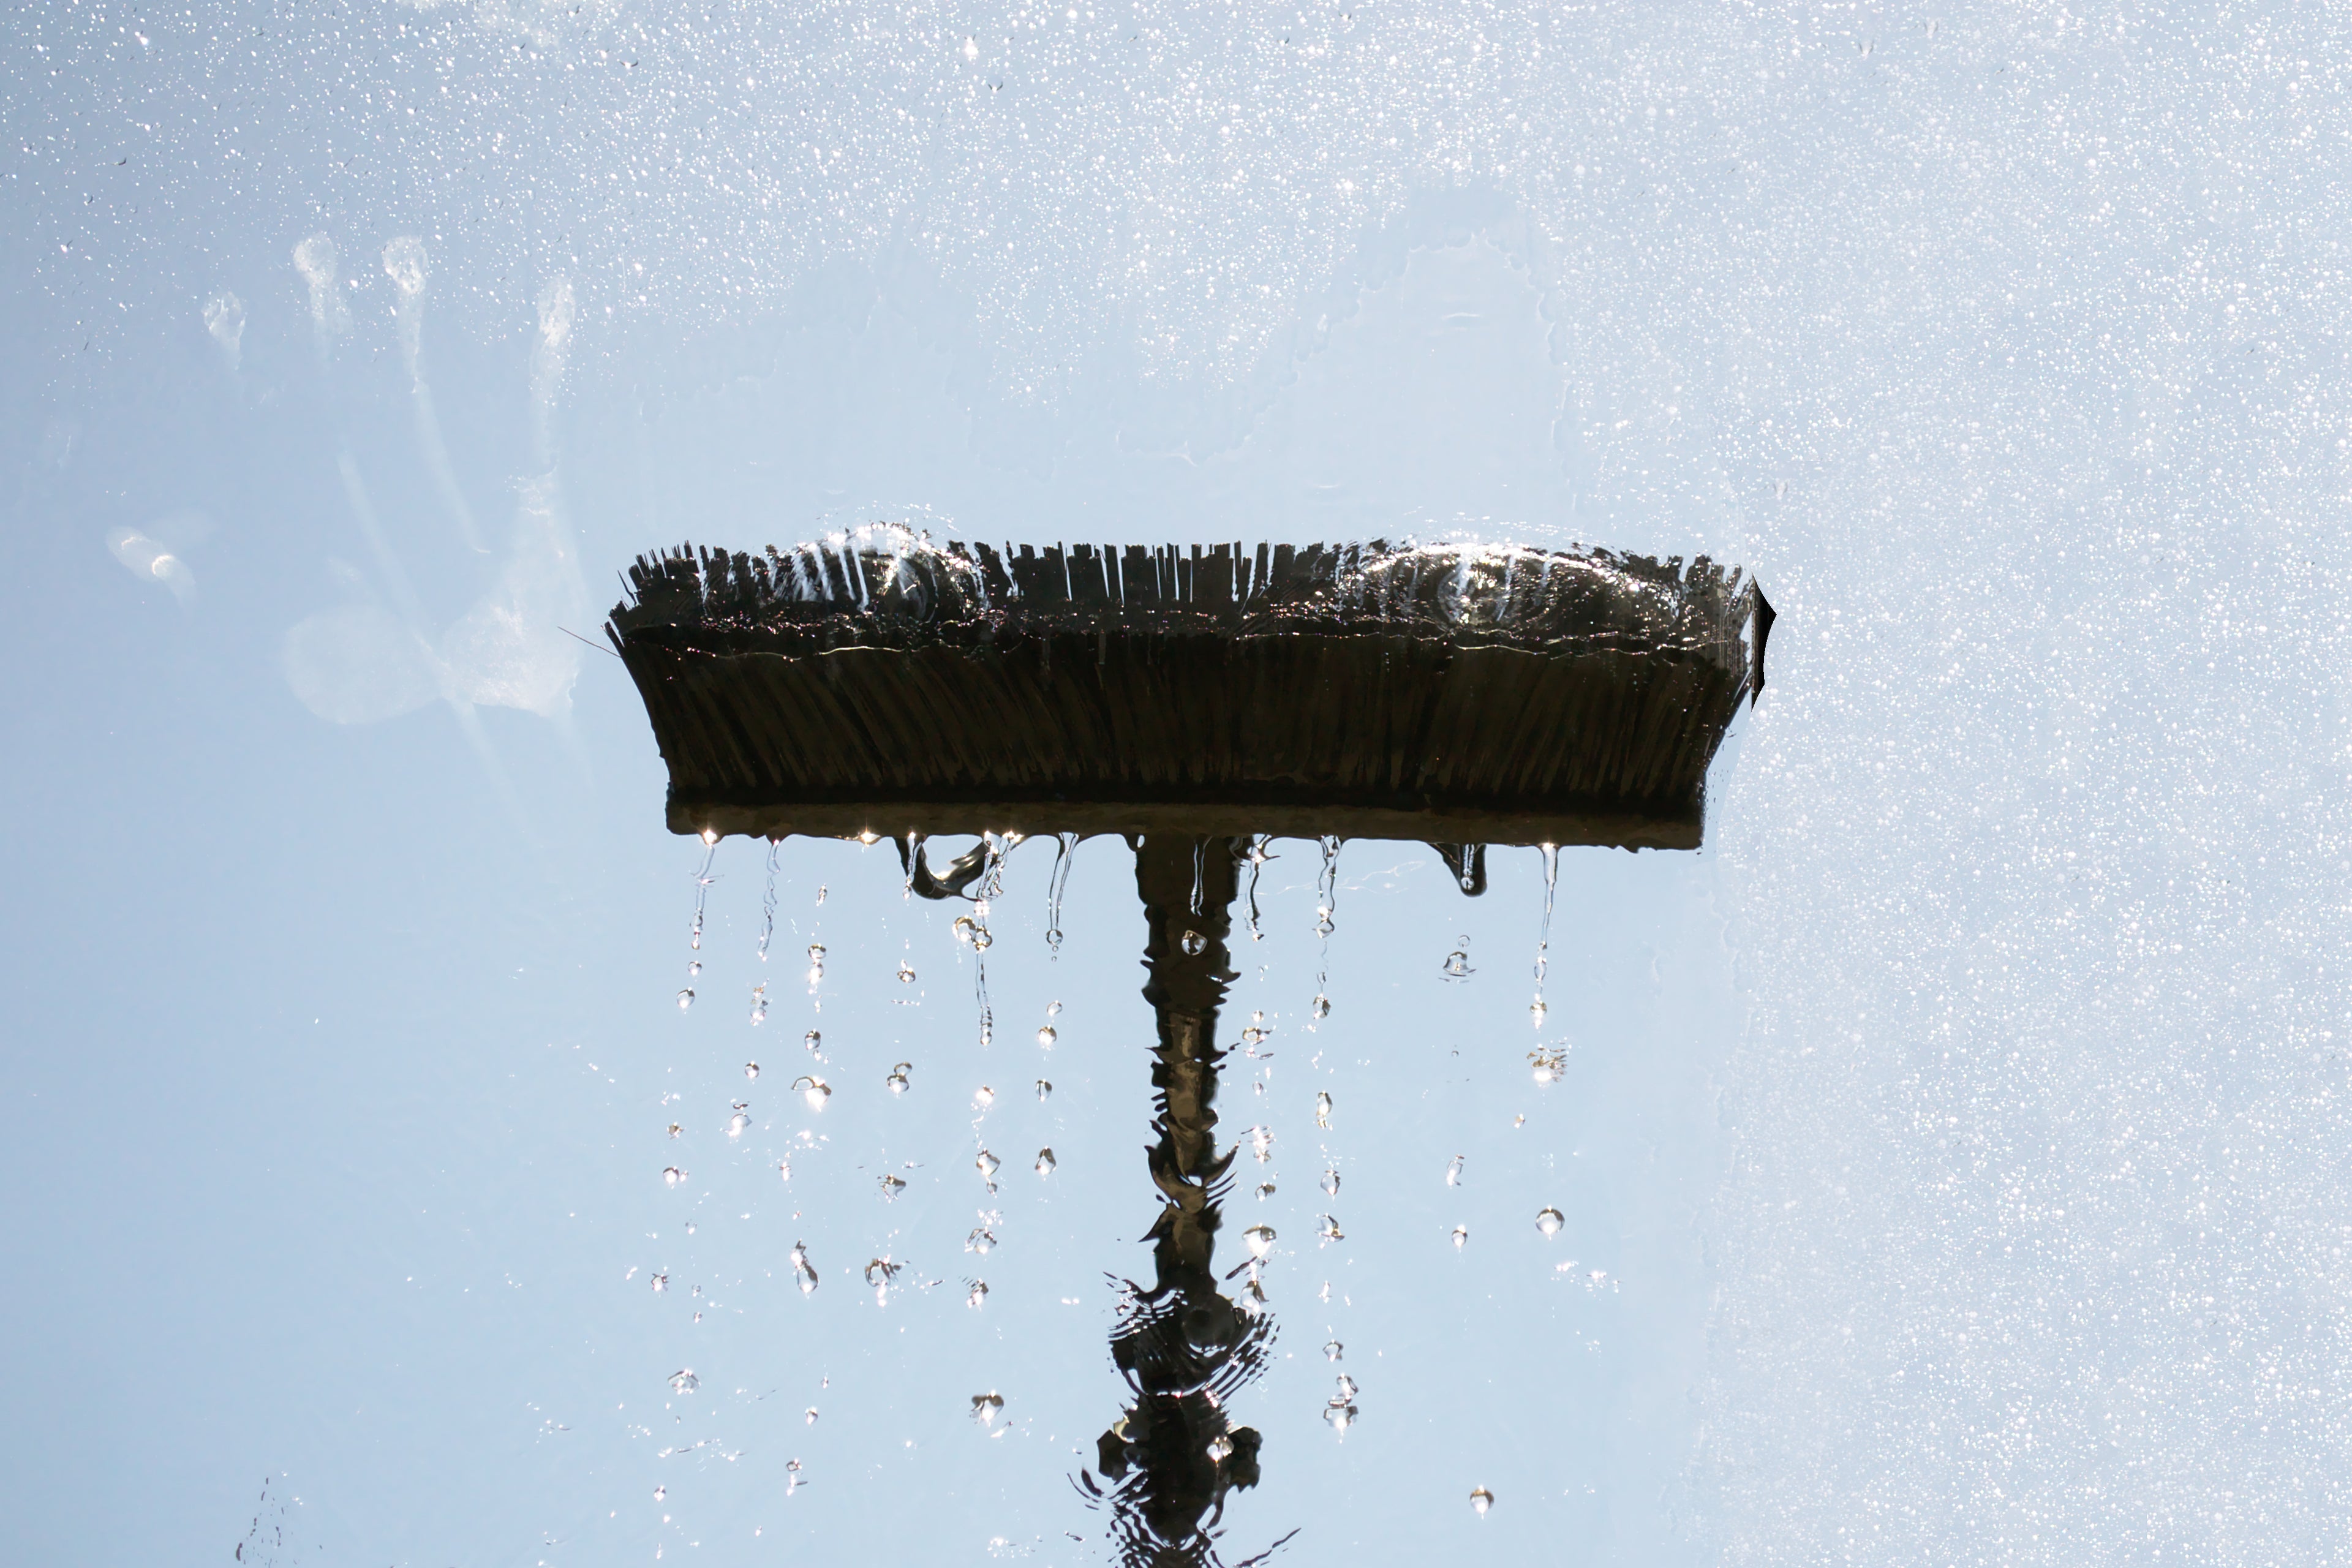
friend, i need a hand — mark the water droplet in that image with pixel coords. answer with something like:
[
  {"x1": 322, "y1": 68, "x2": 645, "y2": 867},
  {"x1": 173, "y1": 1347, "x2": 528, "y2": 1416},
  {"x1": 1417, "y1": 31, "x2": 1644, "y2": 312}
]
[
  {"x1": 864, "y1": 1257, "x2": 902, "y2": 1301},
  {"x1": 1442, "y1": 948, "x2": 1472, "y2": 978},
  {"x1": 1036, "y1": 1025, "x2": 1058, "y2": 1047},
  {"x1": 1469, "y1": 1486, "x2": 1494, "y2": 1515},
  {"x1": 1256, "y1": 1181, "x2": 1276, "y2": 1200},
  {"x1": 750, "y1": 984, "x2": 768, "y2": 1025},
  {"x1": 1251, "y1": 1126, "x2": 1274, "y2": 1162},
  {"x1": 1047, "y1": 1000, "x2": 1062, "y2": 1018},
  {"x1": 897, "y1": 960, "x2": 917, "y2": 984},
  {"x1": 650, "y1": 1272, "x2": 668, "y2": 1292},
  {"x1": 1528, "y1": 998, "x2": 1548, "y2": 1026},
  {"x1": 1529, "y1": 1046, "x2": 1566, "y2": 1084},
  {"x1": 1335, "y1": 1374, "x2": 1358, "y2": 1401},
  {"x1": 1315, "y1": 1091, "x2": 1333, "y2": 1129},
  {"x1": 1180, "y1": 930, "x2": 1207, "y2": 956},
  {"x1": 1324, "y1": 1398, "x2": 1357, "y2": 1433},
  {"x1": 1035, "y1": 1079, "x2": 1052, "y2": 1100},
  {"x1": 975, "y1": 1148, "x2": 1001, "y2": 1183},
  {"x1": 1206, "y1": 1433, "x2": 1234, "y2": 1463},
  {"x1": 790, "y1": 1242, "x2": 818, "y2": 1294},
  {"x1": 1034, "y1": 1148, "x2": 1057, "y2": 1177},
  {"x1": 1311, "y1": 993, "x2": 1330, "y2": 1021},
  {"x1": 1446, "y1": 1155, "x2": 1464, "y2": 1186},
  {"x1": 973, "y1": 1085, "x2": 995, "y2": 1110},
  {"x1": 654, "y1": 1484, "x2": 666, "y2": 1501},
  {"x1": 972, "y1": 925, "x2": 992, "y2": 951},
  {"x1": 1324, "y1": 1340, "x2": 1343, "y2": 1361},
  {"x1": 1450, "y1": 1224, "x2": 1469, "y2": 1250},
  {"x1": 807, "y1": 943, "x2": 826, "y2": 964},
  {"x1": 887, "y1": 1062, "x2": 911, "y2": 1093},
  {"x1": 685, "y1": 1223, "x2": 698, "y2": 1236},
  {"x1": 966, "y1": 1226, "x2": 996, "y2": 1254},
  {"x1": 791, "y1": 1075, "x2": 831, "y2": 1110},
  {"x1": 669, "y1": 1369, "x2": 698, "y2": 1394},
  {"x1": 688, "y1": 959, "x2": 703, "y2": 978},
  {"x1": 662, "y1": 1166, "x2": 687, "y2": 1187},
  {"x1": 1536, "y1": 1206, "x2": 1565, "y2": 1238},
  {"x1": 804, "y1": 1029, "x2": 823, "y2": 1054},
  {"x1": 880, "y1": 1174, "x2": 907, "y2": 1200},
  {"x1": 805, "y1": 1407, "x2": 818, "y2": 1425},
  {"x1": 1321, "y1": 1168, "x2": 1341, "y2": 1197},
  {"x1": 666, "y1": 1121, "x2": 683, "y2": 1139},
  {"x1": 727, "y1": 1112, "x2": 750, "y2": 1139},
  {"x1": 970, "y1": 1392, "x2": 1004, "y2": 1427},
  {"x1": 967, "y1": 1279, "x2": 989, "y2": 1309},
  {"x1": 745, "y1": 1061, "x2": 761, "y2": 1080},
  {"x1": 953, "y1": 914, "x2": 980, "y2": 945},
  {"x1": 1317, "y1": 1214, "x2": 1344, "y2": 1242},
  {"x1": 1243, "y1": 1224, "x2": 1276, "y2": 1259},
  {"x1": 676, "y1": 988, "x2": 696, "y2": 1010}
]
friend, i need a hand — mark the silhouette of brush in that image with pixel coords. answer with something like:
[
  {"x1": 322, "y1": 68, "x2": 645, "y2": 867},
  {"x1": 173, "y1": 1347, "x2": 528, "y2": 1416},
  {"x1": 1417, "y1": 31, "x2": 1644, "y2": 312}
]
[{"x1": 606, "y1": 527, "x2": 1768, "y2": 858}]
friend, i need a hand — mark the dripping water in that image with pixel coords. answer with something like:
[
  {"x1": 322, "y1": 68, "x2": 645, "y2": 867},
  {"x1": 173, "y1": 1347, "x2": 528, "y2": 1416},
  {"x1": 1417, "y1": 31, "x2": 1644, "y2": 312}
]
[
  {"x1": 1243, "y1": 834, "x2": 1273, "y2": 943},
  {"x1": 680, "y1": 832, "x2": 718, "y2": 1008},
  {"x1": 1310, "y1": 835, "x2": 1341, "y2": 1023},
  {"x1": 1189, "y1": 839, "x2": 1207, "y2": 918},
  {"x1": 1531, "y1": 843, "x2": 1559, "y2": 1027},
  {"x1": 1044, "y1": 832, "x2": 1077, "y2": 959},
  {"x1": 757, "y1": 837, "x2": 780, "y2": 965}
]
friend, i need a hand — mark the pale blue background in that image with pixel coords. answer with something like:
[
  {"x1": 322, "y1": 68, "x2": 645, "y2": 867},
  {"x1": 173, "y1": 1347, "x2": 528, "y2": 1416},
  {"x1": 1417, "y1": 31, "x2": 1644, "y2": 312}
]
[{"x1": 6, "y1": 2, "x2": 2350, "y2": 1564}]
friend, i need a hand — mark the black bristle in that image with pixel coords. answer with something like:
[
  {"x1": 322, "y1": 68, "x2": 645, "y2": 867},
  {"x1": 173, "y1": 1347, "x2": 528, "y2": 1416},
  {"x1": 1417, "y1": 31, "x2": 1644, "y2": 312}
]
[{"x1": 606, "y1": 529, "x2": 1767, "y2": 848}]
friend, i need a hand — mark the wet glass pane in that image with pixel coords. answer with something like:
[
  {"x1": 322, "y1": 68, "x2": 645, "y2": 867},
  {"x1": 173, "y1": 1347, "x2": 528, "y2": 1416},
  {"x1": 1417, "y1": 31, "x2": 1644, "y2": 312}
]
[{"x1": 7, "y1": 4, "x2": 2348, "y2": 1565}]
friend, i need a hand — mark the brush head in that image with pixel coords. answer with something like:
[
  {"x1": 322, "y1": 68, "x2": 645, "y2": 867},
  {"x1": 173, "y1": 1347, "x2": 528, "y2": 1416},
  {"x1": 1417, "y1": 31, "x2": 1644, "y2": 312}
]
[{"x1": 607, "y1": 527, "x2": 1768, "y2": 850}]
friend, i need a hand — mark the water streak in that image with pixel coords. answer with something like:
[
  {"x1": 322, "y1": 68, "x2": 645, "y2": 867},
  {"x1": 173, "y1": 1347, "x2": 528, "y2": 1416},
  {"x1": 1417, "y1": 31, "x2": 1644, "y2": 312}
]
[
  {"x1": 1045, "y1": 832, "x2": 1077, "y2": 957},
  {"x1": 1531, "y1": 843, "x2": 1559, "y2": 1027},
  {"x1": 758, "y1": 837, "x2": 780, "y2": 966}
]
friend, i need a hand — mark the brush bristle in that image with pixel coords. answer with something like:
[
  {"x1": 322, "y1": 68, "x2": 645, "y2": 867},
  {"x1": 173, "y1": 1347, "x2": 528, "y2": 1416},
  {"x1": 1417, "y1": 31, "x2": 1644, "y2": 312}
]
[{"x1": 608, "y1": 528, "x2": 1767, "y2": 848}]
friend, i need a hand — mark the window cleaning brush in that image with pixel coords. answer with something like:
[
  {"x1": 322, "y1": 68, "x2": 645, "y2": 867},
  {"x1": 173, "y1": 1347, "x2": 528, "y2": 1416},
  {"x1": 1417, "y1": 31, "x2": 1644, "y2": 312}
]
[
  {"x1": 605, "y1": 527, "x2": 1767, "y2": 1561},
  {"x1": 605, "y1": 527, "x2": 1769, "y2": 858}
]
